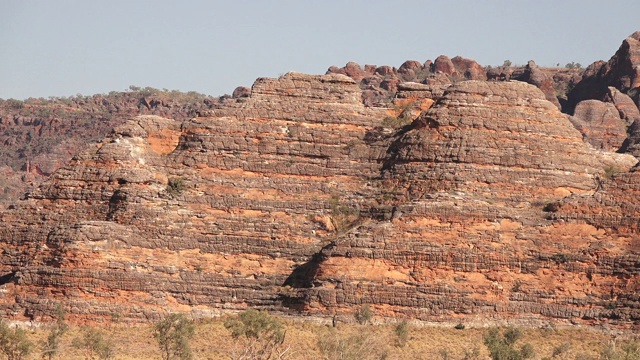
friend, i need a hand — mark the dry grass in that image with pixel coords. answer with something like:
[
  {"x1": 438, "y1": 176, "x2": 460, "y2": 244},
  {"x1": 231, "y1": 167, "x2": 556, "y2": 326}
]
[{"x1": 10, "y1": 316, "x2": 636, "y2": 359}]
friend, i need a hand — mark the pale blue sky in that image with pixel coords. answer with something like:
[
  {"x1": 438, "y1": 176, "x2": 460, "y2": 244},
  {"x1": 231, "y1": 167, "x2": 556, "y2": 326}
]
[{"x1": 1, "y1": 0, "x2": 639, "y2": 99}]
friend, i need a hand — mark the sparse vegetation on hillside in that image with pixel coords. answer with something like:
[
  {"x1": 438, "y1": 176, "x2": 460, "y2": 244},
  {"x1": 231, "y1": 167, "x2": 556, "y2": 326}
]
[
  {"x1": 223, "y1": 309, "x2": 288, "y2": 360},
  {"x1": 167, "y1": 177, "x2": 187, "y2": 198},
  {"x1": 154, "y1": 313, "x2": 195, "y2": 360},
  {"x1": 565, "y1": 62, "x2": 583, "y2": 69},
  {"x1": 72, "y1": 327, "x2": 114, "y2": 359},
  {"x1": 328, "y1": 194, "x2": 360, "y2": 232},
  {"x1": 41, "y1": 304, "x2": 68, "y2": 360},
  {"x1": 483, "y1": 327, "x2": 534, "y2": 360},
  {"x1": 0, "y1": 314, "x2": 633, "y2": 359},
  {"x1": 353, "y1": 304, "x2": 374, "y2": 325},
  {"x1": 0, "y1": 321, "x2": 32, "y2": 360}
]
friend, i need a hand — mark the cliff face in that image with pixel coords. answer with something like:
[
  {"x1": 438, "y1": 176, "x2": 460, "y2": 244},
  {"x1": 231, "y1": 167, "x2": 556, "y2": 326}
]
[
  {"x1": 2, "y1": 35, "x2": 640, "y2": 328},
  {"x1": 293, "y1": 80, "x2": 639, "y2": 326},
  {"x1": 1, "y1": 70, "x2": 639, "y2": 328},
  {"x1": 0, "y1": 73, "x2": 393, "y2": 322}
]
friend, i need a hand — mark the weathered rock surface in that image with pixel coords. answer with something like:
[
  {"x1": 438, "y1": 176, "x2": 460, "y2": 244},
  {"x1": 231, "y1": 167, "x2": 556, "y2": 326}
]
[
  {"x1": 0, "y1": 90, "x2": 225, "y2": 206},
  {"x1": 3, "y1": 33, "x2": 640, "y2": 329},
  {"x1": 568, "y1": 31, "x2": 640, "y2": 112},
  {"x1": 570, "y1": 100, "x2": 629, "y2": 151},
  {"x1": 511, "y1": 60, "x2": 562, "y2": 109},
  {"x1": 290, "y1": 81, "x2": 640, "y2": 326},
  {"x1": 1, "y1": 73, "x2": 640, "y2": 329}
]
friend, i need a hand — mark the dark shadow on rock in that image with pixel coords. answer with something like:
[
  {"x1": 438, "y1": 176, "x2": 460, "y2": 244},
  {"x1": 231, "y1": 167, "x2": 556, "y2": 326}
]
[{"x1": 0, "y1": 272, "x2": 16, "y2": 286}]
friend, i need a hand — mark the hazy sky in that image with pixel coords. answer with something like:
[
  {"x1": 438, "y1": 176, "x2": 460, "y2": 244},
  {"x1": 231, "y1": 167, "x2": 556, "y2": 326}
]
[{"x1": 1, "y1": 0, "x2": 639, "y2": 100}]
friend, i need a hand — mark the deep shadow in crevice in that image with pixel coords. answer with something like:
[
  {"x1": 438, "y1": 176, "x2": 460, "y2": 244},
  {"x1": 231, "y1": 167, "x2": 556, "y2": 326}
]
[
  {"x1": 283, "y1": 242, "x2": 336, "y2": 289},
  {"x1": 0, "y1": 272, "x2": 16, "y2": 286},
  {"x1": 280, "y1": 242, "x2": 337, "y2": 311}
]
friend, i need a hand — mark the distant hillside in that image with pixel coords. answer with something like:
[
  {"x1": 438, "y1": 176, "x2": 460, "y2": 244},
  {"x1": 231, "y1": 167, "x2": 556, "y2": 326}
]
[{"x1": 0, "y1": 88, "x2": 227, "y2": 203}]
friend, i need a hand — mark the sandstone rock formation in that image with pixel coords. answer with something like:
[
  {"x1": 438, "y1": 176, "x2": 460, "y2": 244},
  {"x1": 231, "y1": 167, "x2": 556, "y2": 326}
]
[
  {"x1": 1, "y1": 72, "x2": 640, "y2": 329},
  {"x1": 0, "y1": 90, "x2": 225, "y2": 207},
  {"x1": 2, "y1": 33, "x2": 640, "y2": 330},
  {"x1": 570, "y1": 100, "x2": 629, "y2": 152},
  {"x1": 289, "y1": 81, "x2": 639, "y2": 326},
  {"x1": 568, "y1": 32, "x2": 640, "y2": 112},
  {"x1": 511, "y1": 60, "x2": 562, "y2": 109}
]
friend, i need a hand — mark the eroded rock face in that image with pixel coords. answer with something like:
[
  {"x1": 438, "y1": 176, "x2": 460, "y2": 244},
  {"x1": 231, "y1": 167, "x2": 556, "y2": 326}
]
[
  {"x1": 1, "y1": 75, "x2": 640, "y2": 328},
  {"x1": 570, "y1": 100, "x2": 628, "y2": 151},
  {"x1": 511, "y1": 60, "x2": 562, "y2": 109},
  {"x1": 292, "y1": 81, "x2": 640, "y2": 326},
  {"x1": 0, "y1": 74, "x2": 389, "y2": 322},
  {"x1": 568, "y1": 32, "x2": 640, "y2": 112}
]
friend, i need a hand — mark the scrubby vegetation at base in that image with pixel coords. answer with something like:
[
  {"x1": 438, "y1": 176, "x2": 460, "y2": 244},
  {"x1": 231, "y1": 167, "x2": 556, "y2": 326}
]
[{"x1": 2, "y1": 311, "x2": 639, "y2": 359}]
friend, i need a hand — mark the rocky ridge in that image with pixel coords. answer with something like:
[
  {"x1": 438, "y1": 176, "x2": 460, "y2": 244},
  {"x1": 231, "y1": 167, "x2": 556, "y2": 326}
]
[{"x1": 1, "y1": 33, "x2": 640, "y2": 329}]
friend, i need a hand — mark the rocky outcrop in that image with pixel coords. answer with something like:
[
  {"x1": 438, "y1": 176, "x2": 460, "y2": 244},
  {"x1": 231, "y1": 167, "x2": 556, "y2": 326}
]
[
  {"x1": 568, "y1": 32, "x2": 640, "y2": 113},
  {"x1": 4, "y1": 33, "x2": 640, "y2": 328},
  {"x1": 570, "y1": 100, "x2": 628, "y2": 151},
  {"x1": 511, "y1": 60, "x2": 562, "y2": 109},
  {"x1": 451, "y1": 56, "x2": 486, "y2": 81},
  {"x1": 291, "y1": 81, "x2": 640, "y2": 326},
  {"x1": 2, "y1": 74, "x2": 640, "y2": 329},
  {"x1": 0, "y1": 73, "x2": 390, "y2": 322}
]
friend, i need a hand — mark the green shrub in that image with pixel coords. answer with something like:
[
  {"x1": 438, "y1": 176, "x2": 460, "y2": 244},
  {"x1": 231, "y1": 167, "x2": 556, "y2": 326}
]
[
  {"x1": 72, "y1": 327, "x2": 114, "y2": 360},
  {"x1": 154, "y1": 313, "x2": 195, "y2": 360},
  {"x1": 167, "y1": 177, "x2": 186, "y2": 197},
  {"x1": 329, "y1": 194, "x2": 360, "y2": 232},
  {"x1": 394, "y1": 320, "x2": 409, "y2": 347},
  {"x1": 224, "y1": 309, "x2": 284, "y2": 342},
  {"x1": 565, "y1": 62, "x2": 583, "y2": 69},
  {"x1": 603, "y1": 165, "x2": 621, "y2": 179},
  {"x1": 41, "y1": 304, "x2": 68, "y2": 360},
  {"x1": 483, "y1": 327, "x2": 534, "y2": 360},
  {"x1": 551, "y1": 253, "x2": 569, "y2": 264},
  {"x1": 6, "y1": 99, "x2": 24, "y2": 110},
  {"x1": 0, "y1": 321, "x2": 32, "y2": 360},
  {"x1": 381, "y1": 116, "x2": 409, "y2": 129},
  {"x1": 354, "y1": 304, "x2": 374, "y2": 325},
  {"x1": 511, "y1": 280, "x2": 523, "y2": 293},
  {"x1": 224, "y1": 309, "x2": 288, "y2": 359}
]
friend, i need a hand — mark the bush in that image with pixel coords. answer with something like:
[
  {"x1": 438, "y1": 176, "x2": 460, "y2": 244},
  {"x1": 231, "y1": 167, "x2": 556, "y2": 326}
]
[
  {"x1": 167, "y1": 177, "x2": 186, "y2": 197},
  {"x1": 72, "y1": 327, "x2": 114, "y2": 360},
  {"x1": 551, "y1": 342, "x2": 571, "y2": 357},
  {"x1": 599, "y1": 339, "x2": 640, "y2": 359},
  {"x1": 511, "y1": 280, "x2": 522, "y2": 293},
  {"x1": 328, "y1": 194, "x2": 360, "y2": 232},
  {"x1": 483, "y1": 327, "x2": 534, "y2": 360},
  {"x1": 154, "y1": 313, "x2": 195, "y2": 360},
  {"x1": 394, "y1": 320, "x2": 409, "y2": 347},
  {"x1": 224, "y1": 309, "x2": 288, "y2": 359},
  {"x1": 565, "y1": 62, "x2": 583, "y2": 69},
  {"x1": 354, "y1": 304, "x2": 374, "y2": 325},
  {"x1": 41, "y1": 304, "x2": 68, "y2": 360},
  {"x1": 603, "y1": 165, "x2": 621, "y2": 179},
  {"x1": 318, "y1": 327, "x2": 388, "y2": 360},
  {"x1": 0, "y1": 321, "x2": 33, "y2": 360},
  {"x1": 551, "y1": 253, "x2": 569, "y2": 264}
]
